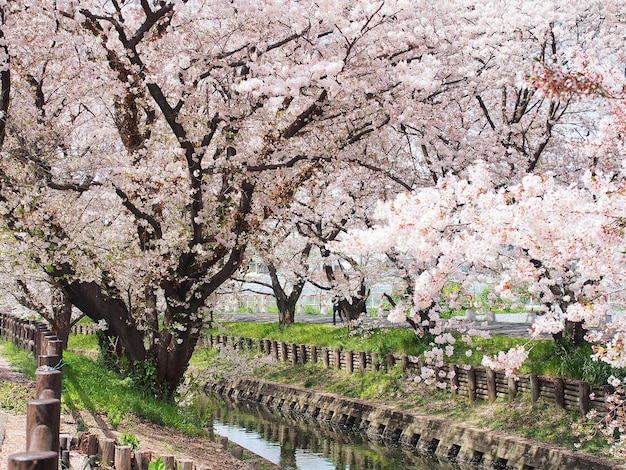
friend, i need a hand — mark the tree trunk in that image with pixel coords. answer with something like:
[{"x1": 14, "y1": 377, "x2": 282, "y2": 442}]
[
  {"x1": 153, "y1": 325, "x2": 201, "y2": 397},
  {"x1": 565, "y1": 320, "x2": 587, "y2": 347},
  {"x1": 338, "y1": 282, "x2": 370, "y2": 322},
  {"x1": 267, "y1": 262, "x2": 306, "y2": 327},
  {"x1": 278, "y1": 309, "x2": 295, "y2": 327},
  {"x1": 64, "y1": 280, "x2": 148, "y2": 363},
  {"x1": 49, "y1": 288, "x2": 73, "y2": 349}
]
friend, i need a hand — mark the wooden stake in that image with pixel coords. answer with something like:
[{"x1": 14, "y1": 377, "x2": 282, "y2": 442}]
[
  {"x1": 26, "y1": 399, "x2": 60, "y2": 453},
  {"x1": 8, "y1": 451, "x2": 58, "y2": 470}
]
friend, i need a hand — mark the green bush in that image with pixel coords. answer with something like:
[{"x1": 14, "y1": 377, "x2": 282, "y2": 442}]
[
  {"x1": 120, "y1": 431, "x2": 140, "y2": 450},
  {"x1": 303, "y1": 305, "x2": 320, "y2": 315}
]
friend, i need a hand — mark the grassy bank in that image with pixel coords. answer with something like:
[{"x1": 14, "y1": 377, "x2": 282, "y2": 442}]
[{"x1": 0, "y1": 340, "x2": 207, "y2": 436}]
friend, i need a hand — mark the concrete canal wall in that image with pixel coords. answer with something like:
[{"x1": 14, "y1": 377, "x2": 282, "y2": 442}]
[{"x1": 205, "y1": 376, "x2": 625, "y2": 470}]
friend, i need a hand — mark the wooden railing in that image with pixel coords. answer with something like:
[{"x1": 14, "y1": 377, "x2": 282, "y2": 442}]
[
  {"x1": 1, "y1": 313, "x2": 264, "y2": 470},
  {"x1": 204, "y1": 333, "x2": 611, "y2": 418},
  {"x1": 70, "y1": 323, "x2": 98, "y2": 335},
  {"x1": 0, "y1": 313, "x2": 63, "y2": 470}
]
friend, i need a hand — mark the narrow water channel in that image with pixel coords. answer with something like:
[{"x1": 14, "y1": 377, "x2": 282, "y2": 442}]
[{"x1": 190, "y1": 394, "x2": 453, "y2": 470}]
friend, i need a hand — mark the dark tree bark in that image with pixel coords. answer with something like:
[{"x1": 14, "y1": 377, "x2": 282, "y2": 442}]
[
  {"x1": 266, "y1": 244, "x2": 312, "y2": 327},
  {"x1": 268, "y1": 264, "x2": 305, "y2": 327},
  {"x1": 337, "y1": 280, "x2": 370, "y2": 322}
]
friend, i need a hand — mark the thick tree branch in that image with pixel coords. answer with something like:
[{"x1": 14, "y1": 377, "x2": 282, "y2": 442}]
[
  {"x1": 476, "y1": 94, "x2": 496, "y2": 131},
  {"x1": 280, "y1": 89, "x2": 328, "y2": 139},
  {"x1": 113, "y1": 184, "x2": 163, "y2": 247},
  {"x1": 347, "y1": 158, "x2": 412, "y2": 190}
]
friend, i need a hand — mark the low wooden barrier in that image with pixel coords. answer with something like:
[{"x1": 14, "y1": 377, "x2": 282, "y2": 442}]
[
  {"x1": 69, "y1": 324, "x2": 97, "y2": 335},
  {"x1": 70, "y1": 433, "x2": 252, "y2": 470},
  {"x1": 204, "y1": 333, "x2": 610, "y2": 418}
]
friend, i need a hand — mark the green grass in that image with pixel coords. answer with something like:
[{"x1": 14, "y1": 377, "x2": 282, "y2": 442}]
[
  {"x1": 0, "y1": 379, "x2": 34, "y2": 413},
  {"x1": 0, "y1": 340, "x2": 207, "y2": 435},
  {"x1": 188, "y1": 346, "x2": 222, "y2": 369},
  {"x1": 0, "y1": 341, "x2": 36, "y2": 413},
  {"x1": 209, "y1": 322, "x2": 431, "y2": 355},
  {"x1": 0, "y1": 341, "x2": 37, "y2": 379},
  {"x1": 61, "y1": 351, "x2": 207, "y2": 434},
  {"x1": 67, "y1": 333, "x2": 99, "y2": 351}
]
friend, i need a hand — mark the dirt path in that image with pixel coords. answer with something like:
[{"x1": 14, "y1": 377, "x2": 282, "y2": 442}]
[{"x1": 0, "y1": 353, "x2": 32, "y2": 469}]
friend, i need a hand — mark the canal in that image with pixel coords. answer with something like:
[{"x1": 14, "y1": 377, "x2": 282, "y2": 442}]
[{"x1": 191, "y1": 394, "x2": 454, "y2": 470}]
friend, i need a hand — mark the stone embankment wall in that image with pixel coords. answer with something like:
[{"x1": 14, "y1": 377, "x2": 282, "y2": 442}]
[{"x1": 206, "y1": 376, "x2": 625, "y2": 470}]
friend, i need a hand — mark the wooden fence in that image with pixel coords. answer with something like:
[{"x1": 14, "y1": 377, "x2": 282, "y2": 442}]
[
  {"x1": 204, "y1": 334, "x2": 611, "y2": 418},
  {"x1": 0, "y1": 313, "x2": 64, "y2": 470},
  {"x1": 1, "y1": 313, "x2": 253, "y2": 470},
  {"x1": 70, "y1": 324, "x2": 98, "y2": 335}
]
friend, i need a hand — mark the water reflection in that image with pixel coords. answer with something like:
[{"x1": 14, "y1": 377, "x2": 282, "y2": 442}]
[{"x1": 191, "y1": 394, "x2": 453, "y2": 470}]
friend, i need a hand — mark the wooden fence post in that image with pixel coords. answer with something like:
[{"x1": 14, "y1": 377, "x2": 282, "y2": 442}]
[
  {"x1": 450, "y1": 365, "x2": 459, "y2": 393},
  {"x1": 26, "y1": 398, "x2": 60, "y2": 453},
  {"x1": 530, "y1": 374, "x2": 540, "y2": 403},
  {"x1": 554, "y1": 377, "x2": 565, "y2": 409},
  {"x1": 299, "y1": 344, "x2": 307, "y2": 364},
  {"x1": 134, "y1": 450, "x2": 153, "y2": 470},
  {"x1": 35, "y1": 369, "x2": 62, "y2": 400},
  {"x1": 508, "y1": 376, "x2": 518, "y2": 401},
  {"x1": 8, "y1": 451, "x2": 58, "y2": 470},
  {"x1": 115, "y1": 446, "x2": 133, "y2": 470},
  {"x1": 79, "y1": 434, "x2": 98, "y2": 457},
  {"x1": 290, "y1": 343, "x2": 298, "y2": 364},
  {"x1": 46, "y1": 340, "x2": 63, "y2": 360},
  {"x1": 486, "y1": 368, "x2": 497, "y2": 403},
  {"x1": 100, "y1": 438, "x2": 116, "y2": 467},
  {"x1": 359, "y1": 351, "x2": 367, "y2": 374},
  {"x1": 579, "y1": 382, "x2": 591, "y2": 417},
  {"x1": 161, "y1": 455, "x2": 176, "y2": 470},
  {"x1": 334, "y1": 349, "x2": 341, "y2": 370},
  {"x1": 179, "y1": 460, "x2": 195, "y2": 470},
  {"x1": 371, "y1": 353, "x2": 379, "y2": 371},
  {"x1": 346, "y1": 351, "x2": 354, "y2": 375}
]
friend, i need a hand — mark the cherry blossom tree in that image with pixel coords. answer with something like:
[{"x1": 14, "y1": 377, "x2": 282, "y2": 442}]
[{"x1": 1, "y1": 0, "x2": 624, "y2": 401}]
